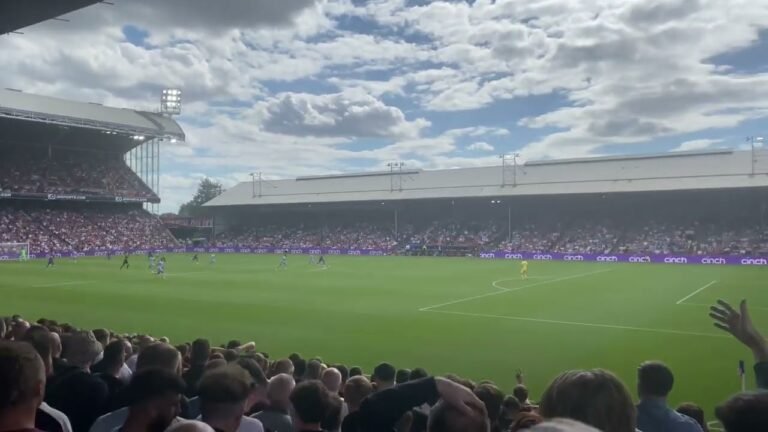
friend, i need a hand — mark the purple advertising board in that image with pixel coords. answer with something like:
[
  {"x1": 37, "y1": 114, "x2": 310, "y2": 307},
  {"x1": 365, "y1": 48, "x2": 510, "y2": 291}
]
[{"x1": 1, "y1": 246, "x2": 766, "y2": 266}]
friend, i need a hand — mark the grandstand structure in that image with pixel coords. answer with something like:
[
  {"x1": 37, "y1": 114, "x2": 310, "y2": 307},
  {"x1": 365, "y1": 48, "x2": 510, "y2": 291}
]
[
  {"x1": 1, "y1": 0, "x2": 102, "y2": 35},
  {"x1": 0, "y1": 89, "x2": 184, "y2": 257},
  {"x1": 204, "y1": 149, "x2": 768, "y2": 263}
]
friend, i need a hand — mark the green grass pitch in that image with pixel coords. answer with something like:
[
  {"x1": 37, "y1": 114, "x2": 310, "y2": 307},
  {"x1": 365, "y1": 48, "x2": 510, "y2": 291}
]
[{"x1": 2, "y1": 254, "x2": 767, "y2": 414}]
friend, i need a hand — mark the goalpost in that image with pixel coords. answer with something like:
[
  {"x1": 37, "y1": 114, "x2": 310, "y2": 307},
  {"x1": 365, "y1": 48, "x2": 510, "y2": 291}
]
[{"x1": 0, "y1": 242, "x2": 31, "y2": 261}]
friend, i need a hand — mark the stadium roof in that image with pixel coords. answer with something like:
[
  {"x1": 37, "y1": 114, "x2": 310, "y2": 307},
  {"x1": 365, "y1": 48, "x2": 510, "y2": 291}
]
[
  {"x1": 1, "y1": 0, "x2": 102, "y2": 35},
  {"x1": 205, "y1": 149, "x2": 768, "y2": 208},
  {"x1": 0, "y1": 88, "x2": 185, "y2": 147}
]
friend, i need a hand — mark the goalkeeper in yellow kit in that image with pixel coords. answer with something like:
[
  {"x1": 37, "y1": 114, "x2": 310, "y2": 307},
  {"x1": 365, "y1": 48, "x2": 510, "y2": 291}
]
[{"x1": 520, "y1": 260, "x2": 529, "y2": 280}]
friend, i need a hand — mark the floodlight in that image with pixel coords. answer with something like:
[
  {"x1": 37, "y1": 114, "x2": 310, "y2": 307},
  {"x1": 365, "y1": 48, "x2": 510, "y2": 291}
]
[{"x1": 161, "y1": 88, "x2": 182, "y2": 115}]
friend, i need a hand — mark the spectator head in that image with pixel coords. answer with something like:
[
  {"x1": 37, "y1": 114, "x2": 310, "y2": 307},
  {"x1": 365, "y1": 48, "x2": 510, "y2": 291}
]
[
  {"x1": 137, "y1": 342, "x2": 181, "y2": 375},
  {"x1": 290, "y1": 380, "x2": 333, "y2": 430},
  {"x1": 92, "y1": 328, "x2": 109, "y2": 348},
  {"x1": 499, "y1": 396, "x2": 523, "y2": 430},
  {"x1": 510, "y1": 412, "x2": 543, "y2": 431},
  {"x1": 223, "y1": 349, "x2": 238, "y2": 363},
  {"x1": 539, "y1": 369, "x2": 635, "y2": 432},
  {"x1": 206, "y1": 359, "x2": 227, "y2": 371},
  {"x1": 210, "y1": 352, "x2": 225, "y2": 361},
  {"x1": 372, "y1": 362, "x2": 396, "y2": 390},
  {"x1": 0, "y1": 341, "x2": 46, "y2": 427},
  {"x1": 251, "y1": 353, "x2": 268, "y2": 372},
  {"x1": 321, "y1": 367, "x2": 342, "y2": 394},
  {"x1": 474, "y1": 383, "x2": 504, "y2": 429},
  {"x1": 293, "y1": 358, "x2": 307, "y2": 380},
  {"x1": 49, "y1": 331, "x2": 62, "y2": 359},
  {"x1": 676, "y1": 403, "x2": 708, "y2": 432},
  {"x1": 637, "y1": 361, "x2": 674, "y2": 399},
  {"x1": 349, "y1": 366, "x2": 363, "y2": 377},
  {"x1": 344, "y1": 376, "x2": 373, "y2": 413},
  {"x1": 410, "y1": 367, "x2": 429, "y2": 381},
  {"x1": 125, "y1": 368, "x2": 186, "y2": 432},
  {"x1": 427, "y1": 400, "x2": 489, "y2": 432},
  {"x1": 288, "y1": 353, "x2": 301, "y2": 363},
  {"x1": 236, "y1": 358, "x2": 268, "y2": 410},
  {"x1": 266, "y1": 374, "x2": 295, "y2": 411},
  {"x1": 101, "y1": 340, "x2": 127, "y2": 376},
  {"x1": 166, "y1": 420, "x2": 215, "y2": 432},
  {"x1": 21, "y1": 325, "x2": 52, "y2": 375},
  {"x1": 444, "y1": 374, "x2": 475, "y2": 391},
  {"x1": 191, "y1": 338, "x2": 210, "y2": 366},
  {"x1": 0, "y1": 319, "x2": 5, "y2": 339},
  {"x1": 198, "y1": 365, "x2": 253, "y2": 432},
  {"x1": 513, "y1": 384, "x2": 529, "y2": 404},
  {"x1": 396, "y1": 369, "x2": 411, "y2": 384},
  {"x1": 529, "y1": 419, "x2": 601, "y2": 432},
  {"x1": 122, "y1": 339, "x2": 133, "y2": 358},
  {"x1": 715, "y1": 391, "x2": 768, "y2": 432},
  {"x1": 226, "y1": 340, "x2": 241, "y2": 350},
  {"x1": 11, "y1": 319, "x2": 30, "y2": 340},
  {"x1": 176, "y1": 344, "x2": 190, "y2": 359},
  {"x1": 305, "y1": 359, "x2": 324, "y2": 380},
  {"x1": 272, "y1": 358, "x2": 294, "y2": 377},
  {"x1": 63, "y1": 330, "x2": 102, "y2": 369},
  {"x1": 334, "y1": 364, "x2": 349, "y2": 386}
]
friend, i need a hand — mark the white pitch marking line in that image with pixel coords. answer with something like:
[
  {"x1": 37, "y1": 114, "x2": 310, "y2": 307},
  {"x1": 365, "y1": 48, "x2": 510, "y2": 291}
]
[
  {"x1": 419, "y1": 269, "x2": 613, "y2": 312},
  {"x1": 676, "y1": 280, "x2": 717, "y2": 305},
  {"x1": 32, "y1": 280, "x2": 96, "y2": 288},
  {"x1": 679, "y1": 302, "x2": 768, "y2": 312},
  {"x1": 422, "y1": 309, "x2": 729, "y2": 339}
]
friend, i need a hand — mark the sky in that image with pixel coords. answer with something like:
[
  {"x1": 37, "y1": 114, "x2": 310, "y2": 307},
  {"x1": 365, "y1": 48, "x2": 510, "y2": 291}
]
[{"x1": 2, "y1": 0, "x2": 768, "y2": 213}]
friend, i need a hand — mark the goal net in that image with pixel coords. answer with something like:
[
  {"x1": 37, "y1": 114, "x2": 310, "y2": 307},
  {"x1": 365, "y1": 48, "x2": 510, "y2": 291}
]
[{"x1": 0, "y1": 242, "x2": 31, "y2": 261}]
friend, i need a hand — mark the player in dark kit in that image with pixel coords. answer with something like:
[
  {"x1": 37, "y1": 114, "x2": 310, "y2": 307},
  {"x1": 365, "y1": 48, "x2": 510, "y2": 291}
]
[
  {"x1": 318, "y1": 255, "x2": 326, "y2": 266},
  {"x1": 192, "y1": 253, "x2": 199, "y2": 263},
  {"x1": 46, "y1": 256, "x2": 54, "y2": 268},
  {"x1": 120, "y1": 254, "x2": 130, "y2": 270}
]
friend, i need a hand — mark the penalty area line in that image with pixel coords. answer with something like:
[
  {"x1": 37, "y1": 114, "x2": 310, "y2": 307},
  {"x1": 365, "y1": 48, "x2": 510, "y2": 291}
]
[
  {"x1": 676, "y1": 280, "x2": 717, "y2": 305},
  {"x1": 422, "y1": 309, "x2": 729, "y2": 339},
  {"x1": 419, "y1": 268, "x2": 613, "y2": 312}
]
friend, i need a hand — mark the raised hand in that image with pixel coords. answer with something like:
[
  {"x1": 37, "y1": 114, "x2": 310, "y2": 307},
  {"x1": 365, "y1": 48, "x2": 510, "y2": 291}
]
[
  {"x1": 435, "y1": 377, "x2": 486, "y2": 417},
  {"x1": 516, "y1": 369, "x2": 524, "y2": 384},
  {"x1": 710, "y1": 299, "x2": 768, "y2": 362}
]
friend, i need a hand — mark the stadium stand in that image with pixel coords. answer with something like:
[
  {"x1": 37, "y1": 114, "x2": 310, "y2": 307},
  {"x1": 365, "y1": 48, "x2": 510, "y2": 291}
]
[
  {"x1": 0, "y1": 89, "x2": 184, "y2": 256},
  {"x1": 0, "y1": 298, "x2": 766, "y2": 432}
]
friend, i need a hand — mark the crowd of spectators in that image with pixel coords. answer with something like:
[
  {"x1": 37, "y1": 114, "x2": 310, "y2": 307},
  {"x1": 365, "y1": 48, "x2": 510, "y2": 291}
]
[
  {"x1": 0, "y1": 147, "x2": 156, "y2": 200},
  {"x1": 215, "y1": 220, "x2": 768, "y2": 256},
  {"x1": 1, "y1": 299, "x2": 766, "y2": 432},
  {"x1": 0, "y1": 206, "x2": 177, "y2": 255}
]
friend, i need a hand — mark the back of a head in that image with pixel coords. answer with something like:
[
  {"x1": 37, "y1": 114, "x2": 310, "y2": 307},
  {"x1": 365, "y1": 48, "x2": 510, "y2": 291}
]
[
  {"x1": 637, "y1": 361, "x2": 674, "y2": 398},
  {"x1": 529, "y1": 419, "x2": 601, "y2": 432},
  {"x1": 513, "y1": 384, "x2": 529, "y2": 404},
  {"x1": 236, "y1": 357, "x2": 268, "y2": 388},
  {"x1": 191, "y1": 339, "x2": 211, "y2": 365},
  {"x1": 396, "y1": 369, "x2": 411, "y2": 384},
  {"x1": 0, "y1": 341, "x2": 45, "y2": 411},
  {"x1": 198, "y1": 365, "x2": 253, "y2": 420},
  {"x1": 137, "y1": 342, "x2": 181, "y2": 374},
  {"x1": 63, "y1": 330, "x2": 103, "y2": 368},
  {"x1": 102, "y1": 340, "x2": 127, "y2": 370},
  {"x1": 373, "y1": 362, "x2": 396, "y2": 384},
  {"x1": 410, "y1": 367, "x2": 429, "y2": 381},
  {"x1": 334, "y1": 364, "x2": 349, "y2": 384},
  {"x1": 305, "y1": 359, "x2": 324, "y2": 380},
  {"x1": 427, "y1": 400, "x2": 489, "y2": 432},
  {"x1": 474, "y1": 383, "x2": 504, "y2": 425},
  {"x1": 343, "y1": 376, "x2": 373, "y2": 409},
  {"x1": 349, "y1": 366, "x2": 363, "y2": 377},
  {"x1": 676, "y1": 403, "x2": 707, "y2": 431},
  {"x1": 510, "y1": 412, "x2": 543, "y2": 431},
  {"x1": 266, "y1": 373, "x2": 295, "y2": 405},
  {"x1": 290, "y1": 380, "x2": 332, "y2": 425},
  {"x1": 272, "y1": 358, "x2": 294, "y2": 376},
  {"x1": 321, "y1": 367, "x2": 342, "y2": 394},
  {"x1": 92, "y1": 328, "x2": 110, "y2": 347},
  {"x1": 21, "y1": 325, "x2": 52, "y2": 369},
  {"x1": 127, "y1": 367, "x2": 186, "y2": 407},
  {"x1": 166, "y1": 420, "x2": 216, "y2": 432},
  {"x1": 715, "y1": 391, "x2": 768, "y2": 432},
  {"x1": 539, "y1": 369, "x2": 635, "y2": 432}
]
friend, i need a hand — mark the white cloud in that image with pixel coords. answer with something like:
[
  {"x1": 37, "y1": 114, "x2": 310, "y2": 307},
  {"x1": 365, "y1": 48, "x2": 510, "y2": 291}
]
[
  {"x1": 671, "y1": 138, "x2": 724, "y2": 152},
  {"x1": 467, "y1": 142, "x2": 495, "y2": 152}
]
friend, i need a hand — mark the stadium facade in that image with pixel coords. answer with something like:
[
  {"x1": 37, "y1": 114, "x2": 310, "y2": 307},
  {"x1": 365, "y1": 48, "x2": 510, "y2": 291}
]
[{"x1": 202, "y1": 149, "x2": 768, "y2": 266}]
